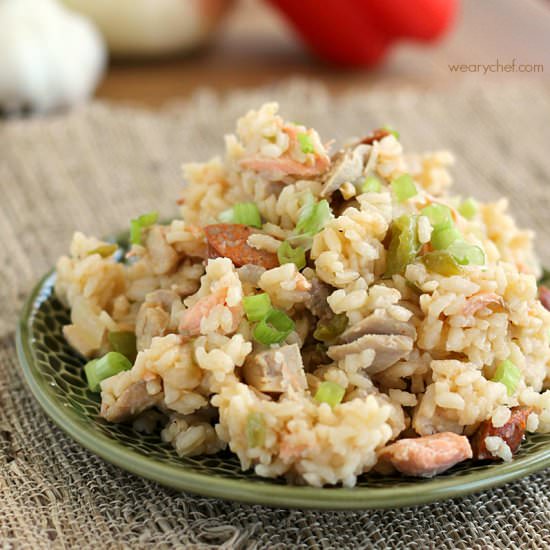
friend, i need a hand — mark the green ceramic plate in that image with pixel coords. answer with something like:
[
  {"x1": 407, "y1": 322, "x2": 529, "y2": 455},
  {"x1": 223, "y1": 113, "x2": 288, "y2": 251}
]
[{"x1": 16, "y1": 253, "x2": 550, "y2": 510}]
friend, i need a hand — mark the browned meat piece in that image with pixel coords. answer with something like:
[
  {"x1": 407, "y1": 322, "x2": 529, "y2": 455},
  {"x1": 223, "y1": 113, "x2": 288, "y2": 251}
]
[
  {"x1": 145, "y1": 226, "x2": 179, "y2": 275},
  {"x1": 242, "y1": 343, "x2": 307, "y2": 394},
  {"x1": 327, "y1": 334, "x2": 413, "y2": 372},
  {"x1": 135, "y1": 290, "x2": 179, "y2": 350},
  {"x1": 204, "y1": 224, "x2": 279, "y2": 269},
  {"x1": 471, "y1": 406, "x2": 532, "y2": 460},
  {"x1": 360, "y1": 128, "x2": 391, "y2": 145},
  {"x1": 340, "y1": 309, "x2": 416, "y2": 343},
  {"x1": 100, "y1": 381, "x2": 162, "y2": 423},
  {"x1": 539, "y1": 285, "x2": 550, "y2": 311},
  {"x1": 378, "y1": 432, "x2": 473, "y2": 477},
  {"x1": 320, "y1": 144, "x2": 370, "y2": 197},
  {"x1": 305, "y1": 277, "x2": 333, "y2": 320}
]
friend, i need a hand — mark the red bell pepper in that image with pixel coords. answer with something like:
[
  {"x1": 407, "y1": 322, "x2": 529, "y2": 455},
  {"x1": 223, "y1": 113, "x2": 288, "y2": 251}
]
[{"x1": 266, "y1": 0, "x2": 458, "y2": 66}]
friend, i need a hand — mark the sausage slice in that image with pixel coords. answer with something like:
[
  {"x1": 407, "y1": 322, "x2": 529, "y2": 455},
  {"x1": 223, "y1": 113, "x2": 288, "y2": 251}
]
[{"x1": 204, "y1": 224, "x2": 279, "y2": 269}]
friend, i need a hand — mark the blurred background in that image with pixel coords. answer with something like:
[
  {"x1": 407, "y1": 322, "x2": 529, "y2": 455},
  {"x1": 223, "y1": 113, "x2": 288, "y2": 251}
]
[{"x1": 1, "y1": 0, "x2": 549, "y2": 113}]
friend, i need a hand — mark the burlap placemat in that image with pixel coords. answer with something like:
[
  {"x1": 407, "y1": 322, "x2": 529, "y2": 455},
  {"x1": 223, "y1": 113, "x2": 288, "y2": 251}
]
[{"x1": 2, "y1": 81, "x2": 550, "y2": 549}]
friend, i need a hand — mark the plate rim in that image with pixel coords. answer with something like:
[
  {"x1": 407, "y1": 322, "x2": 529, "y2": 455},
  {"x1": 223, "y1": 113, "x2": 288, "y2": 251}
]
[{"x1": 16, "y1": 269, "x2": 550, "y2": 511}]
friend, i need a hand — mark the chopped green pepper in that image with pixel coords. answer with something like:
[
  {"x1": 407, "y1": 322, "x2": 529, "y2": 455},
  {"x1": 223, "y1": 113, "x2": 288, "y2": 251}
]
[{"x1": 384, "y1": 215, "x2": 421, "y2": 277}]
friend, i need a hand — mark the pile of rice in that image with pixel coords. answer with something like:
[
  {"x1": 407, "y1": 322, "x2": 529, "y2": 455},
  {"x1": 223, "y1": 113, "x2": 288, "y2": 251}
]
[{"x1": 55, "y1": 103, "x2": 550, "y2": 487}]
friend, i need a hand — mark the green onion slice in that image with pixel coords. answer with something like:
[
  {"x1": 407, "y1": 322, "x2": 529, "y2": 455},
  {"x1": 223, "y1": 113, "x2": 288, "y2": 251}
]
[
  {"x1": 243, "y1": 293, "x2": 272, "y2": 322},
  {"x1": 295, "y1": 199, "x2": 332, "y2": 237},
  {"x1": 491, "y1": 359, "x2": 521, "y2": 396},
  {"x1": 246, "y1": 411, "x2": 266, "y2": 448},
  {"x1": 458, "y1": 198, "x2": 478, "y2": 220},
  {"x1": 383, "y1": 125, "x2": 400, "y2": 139},
  {"x1": 430, "y1": 222, "x2": 462, "y2": 251},
  {"x1": 391, "y1": 174, "x2": 417, "y2": 202},
  {"x1": 219, "y1": 202, "x2": 262, "y2": 228},
  {"x1": 313, "y1": 314, "x2": 348, "y2": 343},
  {"x1": 384, "y1": 215, "x2": 421, "y2": 277},
  {"x1": 297, "y1": 132, "x2": 315, "y2": 154},
  {"x1": 84, "y1": 352, "x2": 132, "y2": 392},
  {"x1": 130, "y1": 211, "x2": 159, "y2": 245},
  {"x1": 277, "y1": 241, "x2": 306, "y2": 270},
  {"x1": 421, "y1": 204, "x2": 452, "y2": 228},
  {"x1": 88, "y1": 244, "x2": 118, "y2": 258},
  {"x1": 421, "y1": 251, "x2": 463, "y2": 276},
  {"x1": 108, "y1": 331, "x2": 137, "y2": 363},
  {"x1": 447, "y1": 241, "x2": 485, "y2": 266},
  {"x1": 253, "y1": 309, "x2": 295, "y2": 345},
  {"x1": 360, "y1": 176, "x2": 382, "y2": 194},
  {"x1": 314, "y1": 381, "x2": 345, "y2": 407}
]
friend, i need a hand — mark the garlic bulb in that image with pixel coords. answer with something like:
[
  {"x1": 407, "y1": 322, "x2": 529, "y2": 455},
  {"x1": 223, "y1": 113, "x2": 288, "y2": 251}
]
[
  {"x1": 62, "y1": 0, "x2": 232, "y2": 57},
  {"x1": 0, "y1": 0, "x2": 106, "y2": 114}
]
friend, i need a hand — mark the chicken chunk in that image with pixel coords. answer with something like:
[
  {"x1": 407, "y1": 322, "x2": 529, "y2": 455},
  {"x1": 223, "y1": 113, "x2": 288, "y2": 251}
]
[
  {"x1": 242, "y1": 343, "x2": 307, "y2": 394},
  {"x1": 145, "y1": 226, "x2": 179, "y2": 275},
  {"x1": 339, "y1": 309, "x2": 416, "y2": 343},
  {"x1": 320, "y1": 144, "x2": 370, "y2": 197},
  {"x1": 135, "y1": 290, "x2": 179, "y2": 351},
  {"x1": 378, "y1": 432, "x2": 473, "y2": 477},
  {"x1": 327, "y1": 334, "x2": 413, "y2": 372},
  {"x1": 305, "y1": 277, "x2": 333, "y2": 320},
  {"x1": 100, "y1": 380, "x2": 162, "y2": 423}
]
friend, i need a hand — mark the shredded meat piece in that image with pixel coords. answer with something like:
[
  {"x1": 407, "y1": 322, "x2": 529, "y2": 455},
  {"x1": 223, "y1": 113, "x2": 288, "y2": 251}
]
[
  {"x1": 320, "y1": 144, "x2": 369, "y2": 197},
  {"x1": 471, "y1": 406, "x2": 532, "y2": 460},
  {"x1": 378, "y1": 432, "x2": 473, "y2": 477},
  {"x1": 462, "y1": 292, "x2": 505, "y2": 316},
  {"x1": 204, "y1": 224, "x2": 279, "y2": 269},
  {"x1": 305, "y1": 278, "x2": 333, "y2": 320},
  {"x1": 328, "y1": 334, "x2": 413, "y2": 373},
  {"x1": 242, "y1": 344, "x2": 307, "y2": 394},
  {"x1": 340, "y1": 309, "x2": 416, "y2": 343},
  {"x1": 145, "y1": 226, "x2": 179, "y2": 275},
  {"x1": 135, "y1": 290, "x2": 180, "y2": 351},
  {"x1": 100, "y1": 380, "x2": 161, "y2": 423}
]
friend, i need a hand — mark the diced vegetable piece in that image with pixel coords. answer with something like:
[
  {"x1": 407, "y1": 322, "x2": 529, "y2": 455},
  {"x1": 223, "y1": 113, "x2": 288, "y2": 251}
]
[
  {"x1": 243, "y1": 293, "x2": 272, "y2": 322},
  {"x1": 218, "y1": 202, "x2": 262, "y2": 228},
  {"x1": 430, "y1": 222, "x2": 462, "y2": 250},
  {"x1": 458, "y1": 198, "x2": 478, "y2": 220},
  {"x1": 253, "y1": 309, "x2": 295, "y2": 345},
  {"x1": 108, "y1": 331, "x2": 137, "y2": 362},
  {"x1": 391, "y1": 174, "x2": 417, "y2": 202},
  {"x1": 84, "y1": 352, "x2": 132, "y2": 392},
  {"x1": 491, "y1": 359, "x2": 521, "y2": 396},
  {"x1": 314, "y1": 381, "x2": 345, "y2": 407},
  {"x1": 297, "y1": 132, "x2": 315, "y2": 154},
  {"x1": 295, "y1": 199, "x2": 333, "y2": 237},
  {"x1": 447, "y1": 241, "x2": 485, "y2": 266},
  {"x1": 246, "y1": 411, "x2": 266, "y2": 447},
  {"x1": 130, "y1": 211, "x2": 159, "y2": 245},
  {"x1": 88, "y1": 244, "x2": 118, "y2": 258},
  {"x1": 313, "y1": 314, "x2": 349, "y2": 343},
  {"x1": 421, "y1": 251, "x2": 462, "y2": 276},
  {"x1": 384, "y1": 215, "x2": 421, "y2": 277},
  {"x1": 421, "y1": 204, "x2": 452, "y2": 227},
  {"x1": 360, "y1": 175, "x2": 382, "y2": 194},
  {"x1": 277, "y1": 241, "x2": 306, "y2": 270},
  {"x1": 383, "y1": 125, "x2": 400, "y2": 139}
]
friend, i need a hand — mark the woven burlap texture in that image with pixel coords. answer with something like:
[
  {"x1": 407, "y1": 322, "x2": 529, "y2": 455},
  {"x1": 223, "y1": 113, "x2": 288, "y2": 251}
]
[{"x1": 2, "y1": 81, "x2": 550, "y2": 549}]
